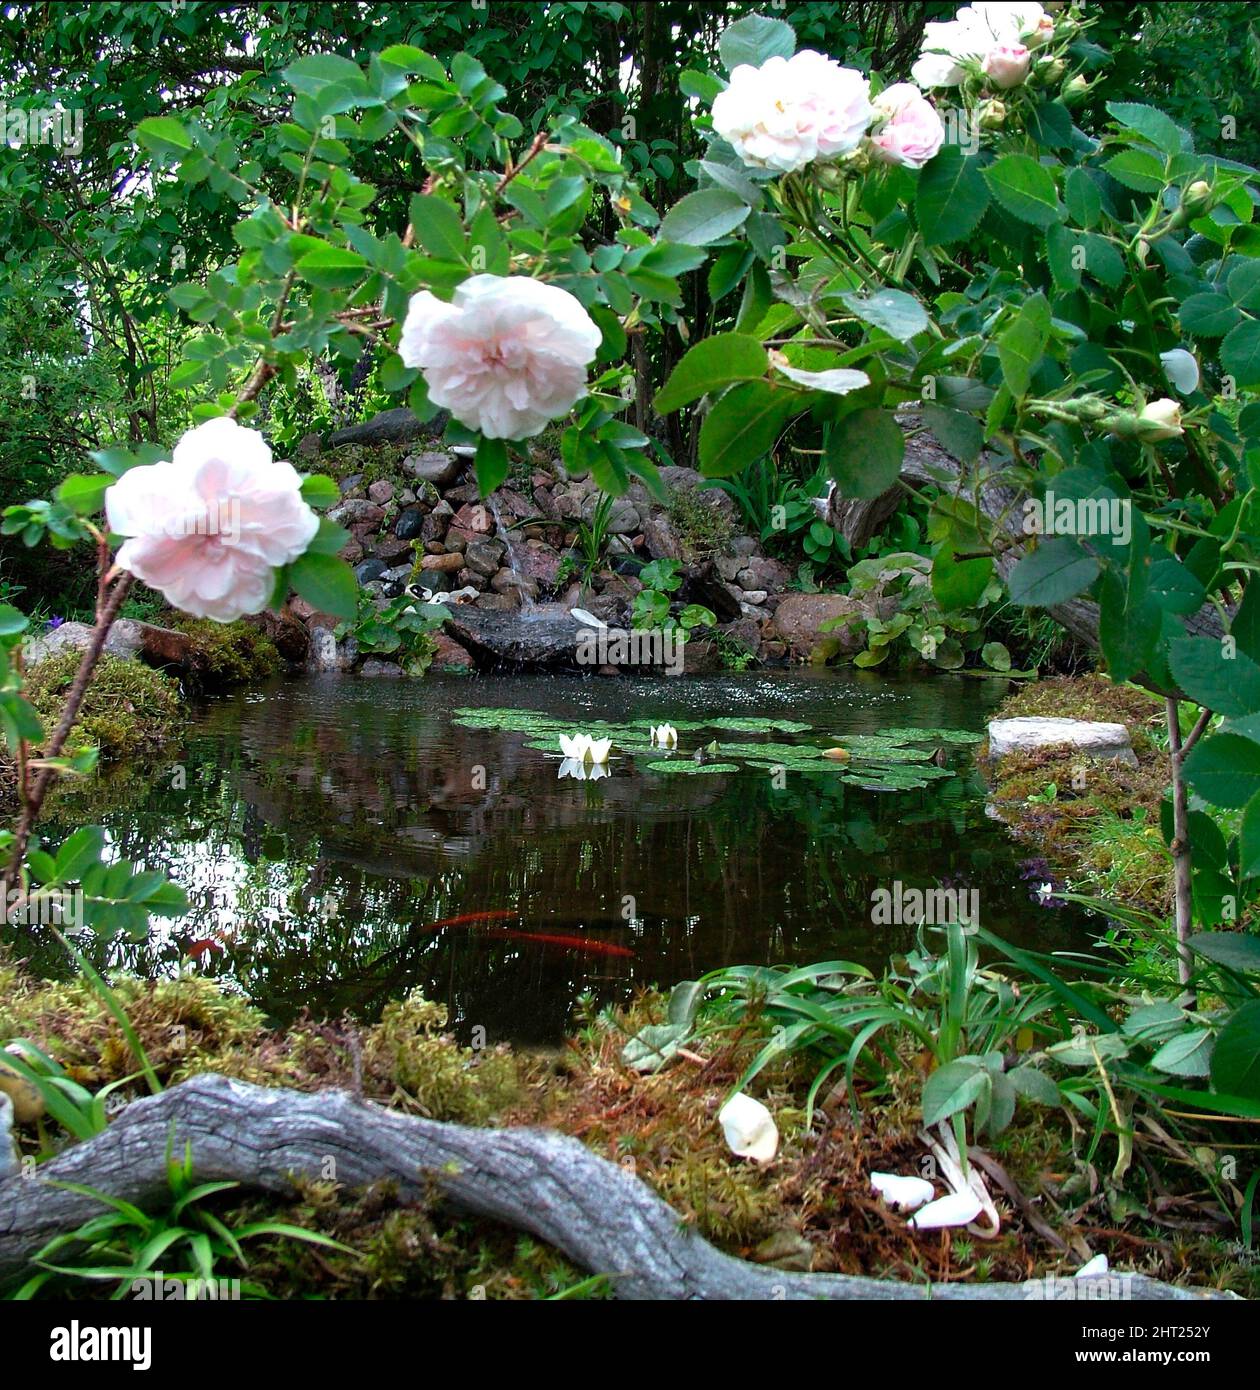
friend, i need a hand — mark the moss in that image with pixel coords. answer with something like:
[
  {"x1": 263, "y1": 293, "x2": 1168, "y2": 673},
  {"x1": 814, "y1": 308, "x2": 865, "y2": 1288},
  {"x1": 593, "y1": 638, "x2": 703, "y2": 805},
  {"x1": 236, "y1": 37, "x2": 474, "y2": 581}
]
[
  {"x1": 667, "y1": 484, "x2": 734, "y2": 557},
  {"x1": 994, "y1": 673, "x2": 1162, "y2": 755},
  {"x1": 167, "y1": 616, "x2": 281, "y2": 687},
  {"x1": 24, "y1": 650, "x2": 186, "y2": 764}
]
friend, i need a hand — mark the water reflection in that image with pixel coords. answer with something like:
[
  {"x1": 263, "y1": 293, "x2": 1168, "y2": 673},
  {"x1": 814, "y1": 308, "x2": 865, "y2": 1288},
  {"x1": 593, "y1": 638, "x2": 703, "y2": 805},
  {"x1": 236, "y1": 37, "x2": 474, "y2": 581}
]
[{"x1": 22, "y1": 669, "x2": 1088, "y2": 1046}]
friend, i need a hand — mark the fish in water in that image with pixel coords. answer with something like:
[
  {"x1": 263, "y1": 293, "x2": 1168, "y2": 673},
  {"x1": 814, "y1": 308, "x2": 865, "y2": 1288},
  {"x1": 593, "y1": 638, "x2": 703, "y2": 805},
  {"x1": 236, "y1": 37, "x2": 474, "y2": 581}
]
[
  {"x1": 483, "y1": 928, "x2": 634, "y2": 959},
  {"x1": 425, "y1": 909, "x2": 519, "y2": 931}
]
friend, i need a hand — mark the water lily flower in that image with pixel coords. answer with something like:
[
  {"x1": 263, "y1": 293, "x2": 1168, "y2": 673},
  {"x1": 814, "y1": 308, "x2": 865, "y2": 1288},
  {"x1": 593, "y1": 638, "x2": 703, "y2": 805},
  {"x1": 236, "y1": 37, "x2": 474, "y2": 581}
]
[
  {"x1": 870, "y1": 1172, "x2": 935, "y2": 1212},
  {"x1": 651, "y1": 724, "x2": 678, "y2": 748},
  {"x1": 558, "y1": 733, "x2": 611, "y2": 764},
  {"x1": 559, "y1": 757, "x2": 607, "y2": 781},
  {"x1": 1160, "y1": 348, "x2": 1200, "y2": 395},
  {"x1": 909, "y1": 1190, "x2": 984, "y2": 1230},
  {"x1": 718, "y1": 1092, "x2": 779, "y2": 1162}
]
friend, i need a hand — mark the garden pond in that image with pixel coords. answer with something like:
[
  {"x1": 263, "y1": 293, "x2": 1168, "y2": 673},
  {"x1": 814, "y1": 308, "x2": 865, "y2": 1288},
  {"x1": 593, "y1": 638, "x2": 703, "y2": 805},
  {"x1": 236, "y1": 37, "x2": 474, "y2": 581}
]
[{"x1": 33, "y1": 669, "x2": 1091, "y2": 1046}]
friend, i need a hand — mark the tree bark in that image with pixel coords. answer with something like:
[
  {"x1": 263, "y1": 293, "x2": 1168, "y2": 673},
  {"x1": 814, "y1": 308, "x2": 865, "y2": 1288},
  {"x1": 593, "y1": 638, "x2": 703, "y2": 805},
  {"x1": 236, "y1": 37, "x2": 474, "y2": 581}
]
[{"x1": 0, "y1": 1075, "x2": 1224, "y2": 1301}]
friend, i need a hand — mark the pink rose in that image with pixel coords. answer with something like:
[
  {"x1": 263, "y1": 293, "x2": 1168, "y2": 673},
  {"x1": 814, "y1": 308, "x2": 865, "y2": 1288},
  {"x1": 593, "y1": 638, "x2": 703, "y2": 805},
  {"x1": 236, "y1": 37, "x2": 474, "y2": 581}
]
[
  {"x1": 399, "y1": 274, "x2": 601, "y2": 440},
  {"x1": 982, "y1": 43, "x2": 1031, "y2": 88},
  {"x1": 105, "y1": 417, "x2": 318, "y2": 622},
  {"x1": 712, "y1": 49, "x2": 873, "y2": 173},
  {"x1": 868, "y1": 84, "x2": 945, "y2": 169}
]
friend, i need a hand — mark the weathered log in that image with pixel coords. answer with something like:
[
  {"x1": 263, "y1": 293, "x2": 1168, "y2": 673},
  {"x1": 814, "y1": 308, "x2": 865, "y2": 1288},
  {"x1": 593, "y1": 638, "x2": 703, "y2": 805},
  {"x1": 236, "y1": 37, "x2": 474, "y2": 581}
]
[
  {"x1": 0, "y1": 1075, "x2": 1224, "y2": 1300},
  {"x1": 826, "y1": 411, "x2": 1225, "y2": 654}
]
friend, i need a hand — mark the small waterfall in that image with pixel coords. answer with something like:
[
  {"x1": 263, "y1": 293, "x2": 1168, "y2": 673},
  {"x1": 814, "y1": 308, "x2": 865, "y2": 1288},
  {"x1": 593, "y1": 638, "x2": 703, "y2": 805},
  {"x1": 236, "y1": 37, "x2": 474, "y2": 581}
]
[{"x1": 488, "y1": 492, "x2": 537, "y2": 616}]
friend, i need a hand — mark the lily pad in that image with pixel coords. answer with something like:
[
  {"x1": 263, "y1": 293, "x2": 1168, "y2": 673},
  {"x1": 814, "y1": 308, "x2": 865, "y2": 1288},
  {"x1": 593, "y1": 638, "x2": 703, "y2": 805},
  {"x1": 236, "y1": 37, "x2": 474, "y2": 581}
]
[{"x1": 646, "y1": 760, "x2": 742, "y2": 774}]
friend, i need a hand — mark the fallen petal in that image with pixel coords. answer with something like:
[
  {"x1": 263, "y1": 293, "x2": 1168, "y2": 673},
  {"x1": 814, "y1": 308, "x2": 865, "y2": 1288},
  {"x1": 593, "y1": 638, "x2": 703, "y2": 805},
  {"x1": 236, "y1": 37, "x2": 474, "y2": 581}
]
[
  {"x1": 718, "y1": 1092, "x2": 779, "y2": 1162},
  {"x1": 909, "y1": 1191, "x2": 983, "y2": 1230},
  {"x1": 870, "y1": 1172, "x2": 935, "y2": 1212}
]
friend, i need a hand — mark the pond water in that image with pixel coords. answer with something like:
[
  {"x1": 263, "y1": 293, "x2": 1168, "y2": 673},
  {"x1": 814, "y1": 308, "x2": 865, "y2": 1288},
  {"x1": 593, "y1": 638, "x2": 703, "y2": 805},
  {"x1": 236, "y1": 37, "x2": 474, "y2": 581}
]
[{"x1": 35, "y1": 669, "x2": 1089, "y2": 1047}]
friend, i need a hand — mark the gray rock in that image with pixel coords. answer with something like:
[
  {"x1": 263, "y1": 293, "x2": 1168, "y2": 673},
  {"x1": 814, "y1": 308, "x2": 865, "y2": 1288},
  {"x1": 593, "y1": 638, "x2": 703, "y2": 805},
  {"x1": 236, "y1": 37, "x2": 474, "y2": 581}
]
[
  {"x1": 326, "y1": 406, "x2": 443, "y2": 449},
  {"x1": 354, "y1": 558, "x2": 388, "y2": 586},
  {"x1": 769, "y1": 593, "x2": 868, "y2": 659},
  {"x1": 403, "y1": 450, "x2": 461, "y2": 487},
  {"x1": 328, "y1": 498, "x2": 386, "y2": 528},
  {"x1": 359, "y1": 659, "x2": 404, "y2": 678},
  {"x1": 741, "y1": 589, "x2": 769, "y2": 605},
  {"x1": 442, "y1": 605, "x2": 592, "y2": 668},
  {"x1": 464, "y1": 538, "x2": 506, "y2": 578},
  {"x1": 368, "y1": 479, "x2": 394, "y2": 505},
  {"x1": 395, "y1": 507, "x2": 426, "y2": 541},
  {"x1": 0, "y1": 1094, "x2": 16, "y2": 1179},
  {"x1": 987, "y1": 717, "x2": 1138, "y2": 766},
  {"x1": 24, "y1": 618, "x2": 198, "y2": 670},
  {"x1": 338, "y1": 473, "x2": 364, "y2": 497}
]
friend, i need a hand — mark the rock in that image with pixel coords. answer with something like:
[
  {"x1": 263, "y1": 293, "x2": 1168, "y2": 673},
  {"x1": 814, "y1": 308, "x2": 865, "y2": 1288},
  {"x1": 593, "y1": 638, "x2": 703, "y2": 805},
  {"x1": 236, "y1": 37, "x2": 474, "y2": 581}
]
[
  {"x1": 421, "y1": 503, "x2": 452, "y2": 544},
  {"x1": 420, "y1": 552, "x2": 466, "y2": 574},
  {"x1": 641, "y1": 512, "x2": 683, "y2": 562},
  {"x1": 452, "y1": 502, "x2": 495, "y2": 535},
  {"x1": 762, "y1": 640, "x2": 787, "y2": 662},
  {"x1": 249, "y1": 609, "x2": 310, "y2": 664},
  {"x1": 738, "y1": 556, "x2": 791, "y2": 592},
  {"x1": 474, "y1": 592, "x2": 517, "y2": 611},
  {"x1": 338, "y1": 539, "x2": 364, "y2": 565},
  {"x1": 741, "y1": 589, "x2": 769, "y2": 606},
  {"x1": 372, "y1": 535, "x2": 414, "y2": 564},
  {"x1": 354, "y1": 558, "x2": 388, "y2": 585},
  {"x1": 402, "y1": 450, "x2": 461, "y2": 487},
  {"x1": 456, "y1": 568, "x2": 480, "y2": 590},
  {"x1": 24, "y1": 618, "x2": 200, "y2": 671},
  {"x1": 326, "y1": 406, "x2": 442, "y2": 450},
  {"x1": 367, "y1": 479, "x2": 394, "y2": 505},
  {"x1": 491, "y1": 568, "x2": 540, "y2": 600},
  {"x1": 338, "y1": 473, "x2": 364, "y2": 497},
  {"x1": 0, "y1": 1094, "x2": 16, "y2": 1178},
  {"x1": 684, "y1": 561, "x2": 743, "y2": 622},
  {"x1": 516, "y1": 541, "x2": 563, "y2": 587},
  {"x1": 394, "y1": 507, "x2": 426, "y2": 541},
  {"x1": 682, "y1": 635, "x2": 722, "y2": 675},
  {"x1": 296, "y1": 432, "x2": 323, "y2": 460},
  {"x1": 769, "y1": 594, "x2": 868, "y2": 660},
  {"x1": 358, "y1": 659, "x2": 404, "y2": 678},
  {"x1": 431, "y1": 632, "x2": 475, "y2": 669},
  {"x1": 721, "y1": 617, "x2": 763, "y2": 658},
  {"x1": 464, "y1": 538, "x2": 506, "y2": 578},
  {"x1": 442, "y1": 605, "x2": 593, "y2": 668},
  {"x1": 987, "y1": 718, "x2": 1138, "y2": 766},
  {"x1": 307, "y1": 626, "x2": 357, "y2": 672},
  {"x1": 729, "y1": 535, "x2": 759, "y2": 557},
  {"x1": 716, "y1": 555, "x2": 744, "y2": 582},
  {"x1": 328, "y1": 498, "x2": 385, "y2": 528}
]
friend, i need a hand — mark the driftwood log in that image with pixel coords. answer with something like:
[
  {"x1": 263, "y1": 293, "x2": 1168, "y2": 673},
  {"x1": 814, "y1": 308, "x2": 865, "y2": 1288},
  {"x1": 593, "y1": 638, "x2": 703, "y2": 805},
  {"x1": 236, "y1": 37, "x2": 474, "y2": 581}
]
[
  {"x1": 826, "y1": 411, "x2": 1225, "y2": 654},
  {"x1": 0, "y1": 1074, "x2": 1224, "y2": 1300}
]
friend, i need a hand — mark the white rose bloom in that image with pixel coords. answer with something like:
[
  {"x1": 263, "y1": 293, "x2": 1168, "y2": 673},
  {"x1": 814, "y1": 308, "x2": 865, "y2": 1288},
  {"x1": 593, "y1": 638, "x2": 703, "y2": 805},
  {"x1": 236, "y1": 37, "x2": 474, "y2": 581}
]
[
  {"x1": 711, "y1": 49, "x2": 873, "y2": 173},
  {"x1": 912, "y1": 2, "x2": 1050, "y2": 88},
  {"x1": 399, "y1": 274, "x2": 601, "y2": 441}
]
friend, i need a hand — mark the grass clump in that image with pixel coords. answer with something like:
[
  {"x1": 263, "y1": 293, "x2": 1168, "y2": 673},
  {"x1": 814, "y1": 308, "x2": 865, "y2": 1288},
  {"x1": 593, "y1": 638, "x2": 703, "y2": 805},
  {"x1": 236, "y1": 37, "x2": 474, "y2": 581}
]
[{"x1": 667, "y1": 484, "x2": 734, "y2": 557}]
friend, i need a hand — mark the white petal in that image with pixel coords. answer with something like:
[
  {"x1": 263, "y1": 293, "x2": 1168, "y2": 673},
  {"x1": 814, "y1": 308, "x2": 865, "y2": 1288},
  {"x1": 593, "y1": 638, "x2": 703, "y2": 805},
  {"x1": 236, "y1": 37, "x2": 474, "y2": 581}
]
[
  {"x1": 559, "y1": 734, "x2": 585, "y2": 760},
  {"x1": 1075, "y1": 1254, "x2": 1109, "y2": 1278},
  {"x1": 909, "y1": 1191, "x2": 983, "y2": 1229},
  {"x1": 1160, "y1": 348, "x2": 1200, "y2": 395},
  {"x1": 718, "y1": 1093, "x2": 779, "y2": 1162},
  {"x1": 588, "y1": 737, "x2": 611, "y2": 764},
  {"x1": 870, "y1": 1172, "x2": 936, "y2": 1212}
]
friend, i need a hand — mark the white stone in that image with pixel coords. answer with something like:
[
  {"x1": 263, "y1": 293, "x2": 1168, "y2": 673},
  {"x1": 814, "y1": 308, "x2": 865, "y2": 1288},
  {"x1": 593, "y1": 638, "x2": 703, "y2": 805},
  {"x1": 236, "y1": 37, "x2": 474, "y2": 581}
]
[{"x1": 987, "y1": 716, "x2": 1137, "y2": 767}]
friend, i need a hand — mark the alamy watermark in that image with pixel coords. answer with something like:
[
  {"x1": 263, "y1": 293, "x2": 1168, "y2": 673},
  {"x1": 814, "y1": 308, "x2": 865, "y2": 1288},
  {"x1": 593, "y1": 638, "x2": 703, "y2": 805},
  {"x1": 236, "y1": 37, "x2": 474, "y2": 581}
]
[
  {"x1": 870, "y1": 880, "x2": 979, "y2": 932},
  {"x1": 1, "y1": 103, "x2": 84, "y2": 156},
  {"x1": 1, "y1": 886, "x2": 83, "y2": 928},
  {"x1": 576, "y1": 626, "x2": 685, "y2": 676},
  {"x1": 1023, "y1": 491, "x2": 1131, "y2": 546}
]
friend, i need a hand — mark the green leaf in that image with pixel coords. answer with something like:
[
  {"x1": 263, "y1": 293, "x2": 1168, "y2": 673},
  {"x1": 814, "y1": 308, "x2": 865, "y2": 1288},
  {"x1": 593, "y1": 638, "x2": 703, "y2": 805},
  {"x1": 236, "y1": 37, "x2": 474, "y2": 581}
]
[
  {"x1": 1210, "y1": 1002, "x2": 1260, "y2": 1099},
  {"x1": 698, "y1": 381, "x2": 799, "y2": 478},
  {"x1": 839, "y1": 288, "x2": 928, "y2": 343},
  {"x1": 55, "y1": 474, "x2": 112, "y2": 516},
  {"x1": 659, "y1": 189, "x2": 750, "y2": 246},
  {"x1": 1238, "y1": 794, "x2": 1260, "y2": 879},
  {"x1": 1105, "y1": 102, "x2": 1186, "y2": 157},
  {"x1": 1179, "y1": 292, "x2": 1242, "y2": 337},
  {"x1": 294, "y1": 245, "x2": 368, "y2": 289},
  {"x1": 825, "y1": 409, "x2": 905, "y2": 500},
  {"x1": 53, "y1": 826, "x2": 107, "y2": 883},
  {"x1": 718, "y1": 14, "x2": 795, "y2": 70},
  {"x1": 407, "y1": 194, "x2": 466, "y2": 263},
  {"x1": 474, "y1": 437, "x2": 510, "y2": 495},
  {"x1": 982, "y1": 640, "x2": 1012, "y2": 671},
  {"x1": 654, "y1": 334, "x2": 767, "y2": 413},
  {"x1": 1170, "y1": 636, "x2": 1260, "y2": 716},
  {"x1": 922, "y1": 1058, "x2": 989, "y2": 1126},
  {"x1": 1184, "y1": 733, "x2": 1260, "y2": 809},
  {"x1": 0, "y1": 604, "x2": 29, "y2": 637},
  {"x1": 1102, "y1": 149, "x2": 1166, "y2": 194},
  {"x1": 1221, "y1": 320, "x2": 1260, "y2": 389},
  {"x1": 1149, "y1": 1028, "x2": 1214, "y2": 1078},
  {"x1": 289, "y1": 553, "x2": 358, "y2": 621},
  {"x1": 299, "y1": 475, "x2": 340, "y2": 510},
  {"x1": 997, "y1": 292, "x2": 1051, "y2": 398},
  {"x1": 984, "y1": 154, "x2": 1063, "y2": 228},
  {"x1": 1190, "y1": 931, "x2": 1260, "y2": 974},
  {"x1": 134, "y1": 116, "x2": 193, "y2": 156},
  {"x1": 1065, "y1": 168, "x2": 1102, "y2": 228},
  {"x1": 1007, "y1": 537, "x2": 1100, "y2": 607},
  {"x1": 932, "y1": 549, "x2": 992, "y2": 613},
  {"x1": 916, "y1": 146, "x2": 989, "y2": 246}
]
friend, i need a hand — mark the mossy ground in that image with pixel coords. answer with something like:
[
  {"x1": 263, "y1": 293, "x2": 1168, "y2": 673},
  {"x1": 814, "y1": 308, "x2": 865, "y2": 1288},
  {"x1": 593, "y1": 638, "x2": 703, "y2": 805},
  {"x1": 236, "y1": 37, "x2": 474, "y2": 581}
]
[
  {"x1": 985, "y1": 675, "x2": 1173, "y2": 914},
  {"x1": 3, "y1": 954, "x2": 1253, "y2": 1300},
  {"x1": 167, "y1": 616, "x2": 281, "y2": 687}
]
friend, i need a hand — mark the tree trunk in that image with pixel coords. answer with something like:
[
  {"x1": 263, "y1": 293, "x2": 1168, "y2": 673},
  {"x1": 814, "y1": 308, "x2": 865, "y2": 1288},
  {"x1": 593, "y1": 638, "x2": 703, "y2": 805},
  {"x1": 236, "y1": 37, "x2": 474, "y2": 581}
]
[{"x1": 0, "y1": 1075, "x2": 1223, "y2": 1301}]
